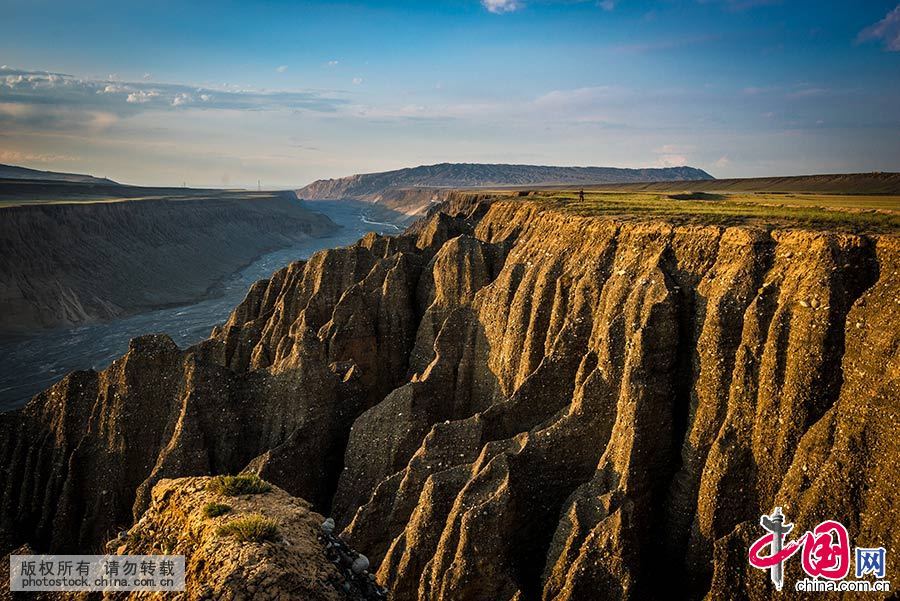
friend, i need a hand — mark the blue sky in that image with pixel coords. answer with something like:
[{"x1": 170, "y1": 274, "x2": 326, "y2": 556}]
[{"x1": 1, "y1": 0, "x2": 898, "y2": 187}]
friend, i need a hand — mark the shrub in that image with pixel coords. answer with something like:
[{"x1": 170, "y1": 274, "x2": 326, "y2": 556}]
[
  {"x1": 667, "y1": 192, "x2": 726, "y2": 201},
  {"x1": 216, "y1": 514, "x2": 279, "y2": 543},
  {"x1": 207, "y1": 474, "x2": 272, "y2": 496},
  {"x1": 202, "y1": 502, "x2": 232, "y2": 518}
]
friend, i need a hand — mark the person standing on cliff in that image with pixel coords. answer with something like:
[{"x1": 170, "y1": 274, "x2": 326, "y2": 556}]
[{"x1": 579, "y1": 189, "x2": 585, "y2": 202}]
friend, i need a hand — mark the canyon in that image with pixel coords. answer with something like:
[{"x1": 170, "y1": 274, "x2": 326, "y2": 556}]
[
  {"x1": 0, "y1": 191, "x2": 897, "y2": 599},
  {"x1": 0, "y1": 187, "x2": 337, "y2": 334}
]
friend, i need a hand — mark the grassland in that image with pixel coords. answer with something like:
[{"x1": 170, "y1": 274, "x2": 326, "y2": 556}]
[
  {"x1": 517, "y1": 189, "x2": 900, "y2": 234},
  {"x1": 524, "y1": 172, "x2": 900, "y2": 196}
]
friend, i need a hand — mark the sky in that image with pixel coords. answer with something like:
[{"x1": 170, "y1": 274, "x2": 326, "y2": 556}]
[{"x1": 1, "y1": 0, "x2": 899, "y2": 188}]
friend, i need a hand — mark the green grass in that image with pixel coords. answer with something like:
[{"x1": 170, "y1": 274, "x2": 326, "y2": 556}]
[
  {"x1": 207, "y1": 474, "x2": 272, "y2": 496},
  {"x1": 202, "y1": 502, "x2": 232, "y2": 518},
  {"x1": 215, "y1": 514, "x2": 280, "y2": 543},
  {"x1": 525, "y1": 190, "x2": 900, "y2": 234}
]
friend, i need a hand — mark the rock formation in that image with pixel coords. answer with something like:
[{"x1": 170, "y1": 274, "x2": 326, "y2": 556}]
[
  {"x1": 95, "y1": 476, "x2": 382, "y2": 601},
  {"x1": 1, "y1": 193, "x2": 897, "y2": 599}
]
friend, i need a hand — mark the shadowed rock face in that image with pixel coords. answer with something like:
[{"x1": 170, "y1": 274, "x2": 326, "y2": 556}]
[{"x1": 1, "y1": 194, "x2": 897, "y2": 600}]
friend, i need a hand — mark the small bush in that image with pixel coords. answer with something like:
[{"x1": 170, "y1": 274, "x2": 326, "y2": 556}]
[
  {"x1": 216, "y1": 514, "x2": 279, "y2": 543},
  {"x1": 207, "y1": 474, "x2": 272, "y2": 496},
  {"x1": 668, "y1": 192, "x2": 726, "y2": 201},
  {"x1": 202, "y1": 502, "x2": 232, "y2": 518}
]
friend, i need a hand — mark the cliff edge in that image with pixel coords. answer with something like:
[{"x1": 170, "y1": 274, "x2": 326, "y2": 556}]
[{"x1": 102, "y1": 476, "x2": 383, "y2": 601}]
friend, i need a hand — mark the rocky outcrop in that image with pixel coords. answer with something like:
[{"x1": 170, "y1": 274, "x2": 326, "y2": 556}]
[
  {"x1": 1, "y1": 194, "x2": 897, "y2": 600},
  {"x1": 0, "y1": 191, "x2": 337, "y2": 333},
  {"x1": 101, "y1": 476, "x2": 380, "y2": 601}
]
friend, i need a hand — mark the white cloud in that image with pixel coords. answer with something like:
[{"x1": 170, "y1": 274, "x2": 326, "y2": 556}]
[
  {"x1": 714, "y1": 156, "x2": 730, "y2": 167},
  {"x1": 352, "y1": 77, "x2": 364, "y2": 85},
  {"x1": 787, "y1": 86, "x2": 828, "y2": 99},
  {"x1": 4, "y1": 75, "x2": 26, "y2": 87},
  {"x1": 99, "y1": 84, "x2": 128, "y2": 94},
  {"x1": 858, "y1": 4, "x2": 900, "y2": 51},
  {"x1": 0, "y1": 66, "x2": 348, "y2": 125},
  {"x1": 698, "y1": 0, "x2": 779, "y2": 10},
  {"x1": 654, "y1": 144, "x2": 695, "y2": 154},
  {"x1": 327, "y1": 60, "x2": 339, "y2": 66},
  {"x1": 533, "y1": 86, "x2": 624, "y2": 114},
  {"x1": 482, "y1": 0, "x2": 522, "y2": 14},
  {"x1": 126, "y1": 90, "x2": 159, "y2": 104},
  {"x1": 657, "y1": 154, "x2": 689, "y2": 167},
  {"x1": 653, "y1": 142, "x2": 693, "y2": 168},
  {"x1": 142, "y1": 73, "x2": 152, "y2": 80},
  {"x1": 598, "y1": 0, "x2": 616, "y2": 11},
  {"x1": 276, "y1": 65, "x2": 288, "y2": 73}
]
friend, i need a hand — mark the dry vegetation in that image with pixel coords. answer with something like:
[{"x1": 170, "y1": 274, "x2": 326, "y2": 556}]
[
  {"x1": 525, "y1": 189, "x2": 900, "y2": 233},
  {"x1": 207, "y1": 474, "x2": 273, "y2": 496},
  {"x1": 215, "y1": 513, "x2": 280, "y2": 543},
  {"x1": 202, "y1": 502, "x2": 232, "y2": 518}
]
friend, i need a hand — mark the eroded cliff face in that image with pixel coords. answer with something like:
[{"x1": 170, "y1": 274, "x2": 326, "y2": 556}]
[{"x1": 1, "y1": 195, "x2": 897, "y2": 600}]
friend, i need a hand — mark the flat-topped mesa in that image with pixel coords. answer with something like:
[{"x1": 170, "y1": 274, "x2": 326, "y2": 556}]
[
  {"x1": 296, "y1": 163, "x2": 714, "y2": 200},
  {"x1": 1, "y1": 195, "x2": 897, "y2": 600},
  {"x1": 296, "y1": 163, "x2": 714, "y2": 224}
]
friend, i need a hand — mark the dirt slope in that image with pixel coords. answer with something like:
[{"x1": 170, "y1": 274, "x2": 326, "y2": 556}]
[{"x1": 1, "y1": 193, "x2": 896, "y2": 599}]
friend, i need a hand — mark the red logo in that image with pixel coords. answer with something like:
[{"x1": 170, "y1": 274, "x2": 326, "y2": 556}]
[{"x1": 748, "y1": 508, "x2": 851, "y2": 590}]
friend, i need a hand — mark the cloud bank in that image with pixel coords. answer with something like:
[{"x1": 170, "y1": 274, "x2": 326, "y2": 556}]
[
  {"x1": 0, "y1": 66, "x2": 347, "y2": 133},
  {"x1": 858, "y1": 4, "x2": 900, "y2": 51}
]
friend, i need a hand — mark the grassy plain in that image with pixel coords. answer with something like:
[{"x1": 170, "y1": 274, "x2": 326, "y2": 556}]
[{"x1": 520, "y1": 190, "x2": 900, "y2": 234}]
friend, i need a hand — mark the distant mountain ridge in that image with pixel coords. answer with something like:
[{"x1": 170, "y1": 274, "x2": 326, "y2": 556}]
[
  {"x1": 296, "y1": 162, "x2": 714, "y2": 200},
  {"x1": 0, "y1": 163, "x2": 117, "y2": 184}
]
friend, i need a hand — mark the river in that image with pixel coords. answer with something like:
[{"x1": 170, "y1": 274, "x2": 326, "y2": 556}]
[{"x1": 0, "y1": 201, "x2": 397, "y2": 411}]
